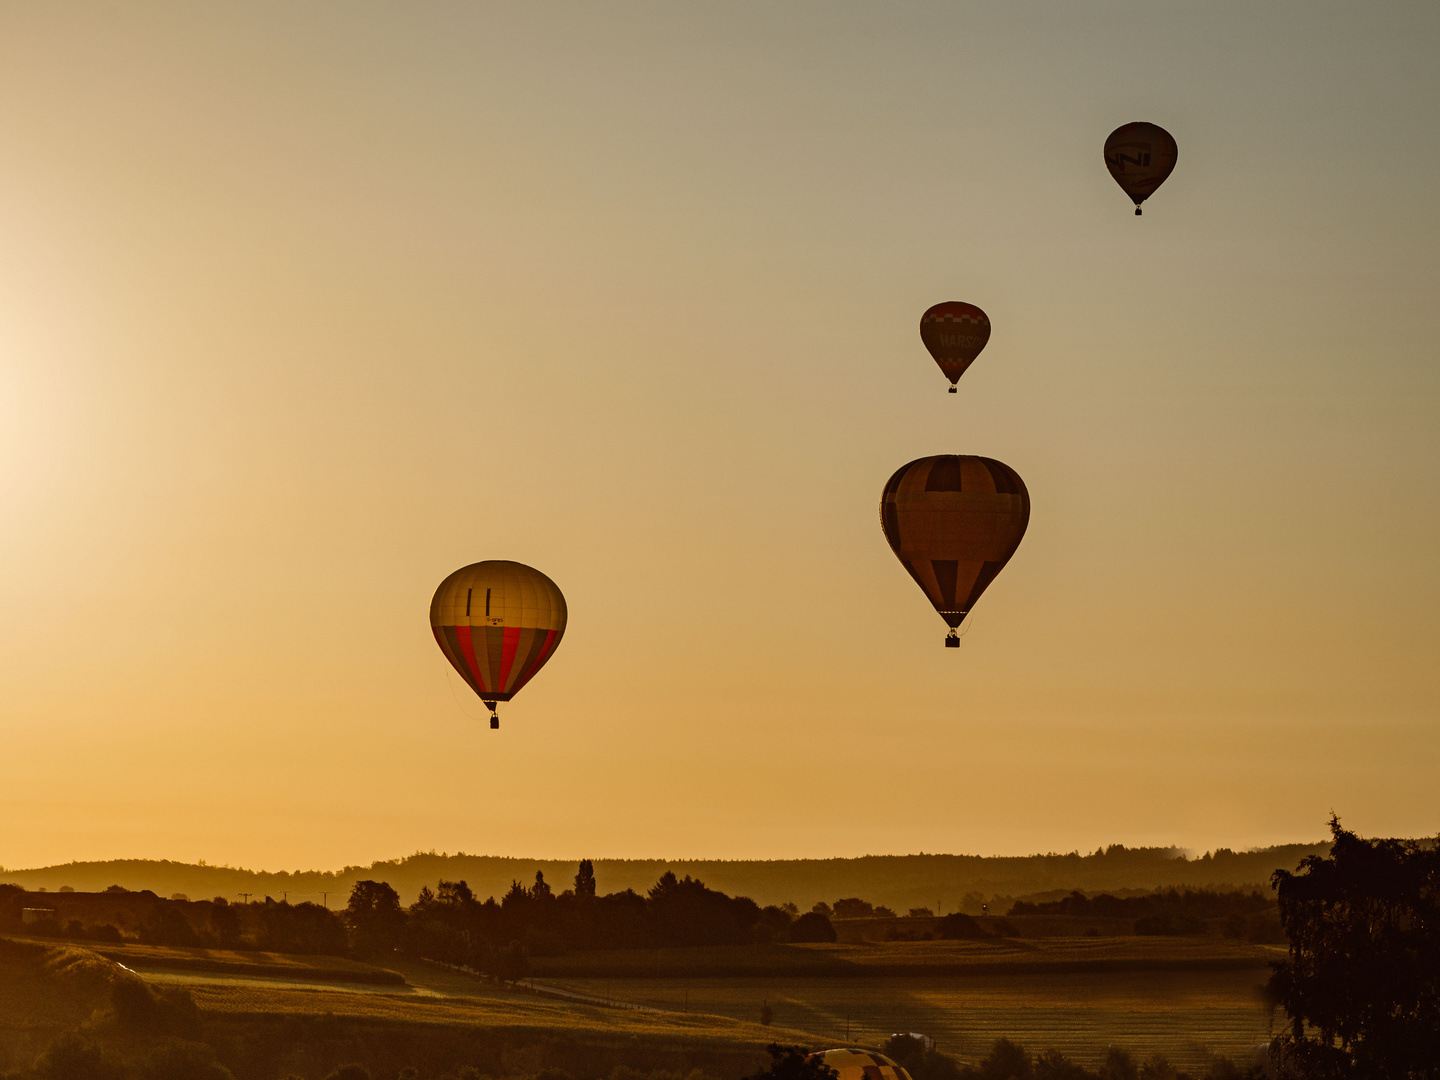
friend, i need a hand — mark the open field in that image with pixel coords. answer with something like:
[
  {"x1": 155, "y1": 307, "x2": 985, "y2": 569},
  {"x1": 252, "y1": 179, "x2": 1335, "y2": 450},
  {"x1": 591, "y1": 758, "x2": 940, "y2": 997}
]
[
  {"x1": 0, "y1": 936, "x2": 796, "y2": 1079},
  {"x1": 530, "y1": 935, "x2": 1284, "y2": 978},
  {"x1": 90, "y1": 941, "x2": 406, "y2": 985},
  {"x1": 541, "y1": 969, "x2": 1276, "y2": 1073},
  {"x1": 1, "y1": 933, "x2": 1283, "y2": 1077},
  {"x1": 533, "y1": 938, "x2": 1283, "y2": 1074}
]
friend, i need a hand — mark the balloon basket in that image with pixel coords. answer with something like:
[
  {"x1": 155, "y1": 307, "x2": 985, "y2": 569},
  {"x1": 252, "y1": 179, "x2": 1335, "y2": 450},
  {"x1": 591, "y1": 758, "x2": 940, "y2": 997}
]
[
  {"x1": 490, "y1": 715, "x2": 499, "y2": 729},
  {"x1": 1135, "y1": 207, "x2": 1142, "y2": 216},
  {"x1": 948, "y1": 386, "x2": 957, "y2": 394},
  {"x1": 945, "y1": 631, "x2": 960, "y2": 648}
]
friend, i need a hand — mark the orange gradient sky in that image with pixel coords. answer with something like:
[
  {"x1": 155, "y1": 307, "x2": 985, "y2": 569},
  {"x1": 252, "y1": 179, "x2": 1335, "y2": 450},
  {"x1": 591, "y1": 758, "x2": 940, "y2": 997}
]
[{"x1": 1, "y1": 3, "x2": 1437, "y2": 873}]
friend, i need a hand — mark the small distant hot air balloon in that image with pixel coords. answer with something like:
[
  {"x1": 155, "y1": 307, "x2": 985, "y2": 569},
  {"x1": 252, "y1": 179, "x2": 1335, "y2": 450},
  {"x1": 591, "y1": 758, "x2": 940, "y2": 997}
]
[
  {"x1": 880, "y1": 455, "x2": 1029, "y2": 646},
  {"x1": 1104, "y1": 122, "x2": 1178, "y2": 216},
  {"x1": 920, "y1": 302, "x2": 990, "y2": 393},
  {"x1": 430, "y1": 560, "x2": 566, "y2": 729}
]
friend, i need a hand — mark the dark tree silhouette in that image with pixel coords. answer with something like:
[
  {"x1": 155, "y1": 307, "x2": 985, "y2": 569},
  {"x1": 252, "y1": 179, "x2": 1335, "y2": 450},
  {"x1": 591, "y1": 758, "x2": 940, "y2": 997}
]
[
  {"x1": 1032, "y1": 1049, "x2": 1092, "y2": 1080},
  {"x1": 574, "y1": 859, "x2": 597, "y2": 900},
  {"x1": 936, "y1": 912, "x2": 986, "y2": 939},
  {"x1": 787, "y1": 911, "x2": 836, "y2": 943},
  {"x1": 1268, "y1": 815, "x2": 1440, "y2": 1079},
  {"x1": 1096, "y1": 1047, "x2": 1136, "y2": 1080},
  {"x1": 741, "y1": 1045, "x2": 838, "y2": 1080},
  {"x1": 438, "y1": 879, "x2": 474, "y2": 906},
  {"x1": 345, "y1": 880, "x2": 404, "y2": 955},
  {"x1": 973, "y1": 1038, "x2": 1032, "y2": 1080},
  {"x1": 882, "y1": 1035, "x2": 963, "y2": 1080}
]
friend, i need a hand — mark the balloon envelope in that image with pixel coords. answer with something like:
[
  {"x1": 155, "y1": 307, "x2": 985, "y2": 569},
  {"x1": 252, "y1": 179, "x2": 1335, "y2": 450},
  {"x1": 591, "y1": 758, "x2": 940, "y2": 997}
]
[
  {"x1": 807, "y1": 1051, "x2": 913, "y2": 1080},
  {"x1": 430, "y1": 560, "x2": 567, "y2": 709},
  {"x1": 880, "y1": 455, "x2": 1029, "y2": 632},
  {"x1": 920, "y1": 301, "x2": 990, "y2": 387},
  {"x1": 1104, "y1": 122, "x2": 1178, "y2": 211}
]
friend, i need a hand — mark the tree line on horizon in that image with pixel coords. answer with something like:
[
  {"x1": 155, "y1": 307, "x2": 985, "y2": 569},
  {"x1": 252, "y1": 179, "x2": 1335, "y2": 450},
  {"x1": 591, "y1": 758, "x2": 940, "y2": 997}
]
[
  {"x1": 0, "y1": 840, "x2": 1333, "y2": 916},
  {"x1": 1, "y1": 868, "x2": 1287, "y2": 958}
]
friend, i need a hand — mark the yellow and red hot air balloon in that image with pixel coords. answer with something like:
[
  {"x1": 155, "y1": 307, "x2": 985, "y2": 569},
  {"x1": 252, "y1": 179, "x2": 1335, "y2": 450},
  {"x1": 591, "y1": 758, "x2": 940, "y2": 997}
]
[
  {"x1": 806, "y1": 1049, "x2": 914, "y2": 1080},
  {"x1": 430, "y1": 560, "x2": 566, "y2": 729},
  {"x1": 920, "y1": 301, "x2": 990, "y2": 393},
  {"x1": 1104, "y1": 122, "x2": 1178, "y2": 216},
  {"x1": 880, "y1": 455, "x2": 1029, "y2": 646}
]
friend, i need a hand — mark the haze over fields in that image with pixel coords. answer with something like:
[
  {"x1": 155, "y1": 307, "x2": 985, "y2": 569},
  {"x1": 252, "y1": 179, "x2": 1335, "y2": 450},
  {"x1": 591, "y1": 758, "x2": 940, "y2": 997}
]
[{"x1": 1, "y1": 3, "x2": 1437, "y2": 872}]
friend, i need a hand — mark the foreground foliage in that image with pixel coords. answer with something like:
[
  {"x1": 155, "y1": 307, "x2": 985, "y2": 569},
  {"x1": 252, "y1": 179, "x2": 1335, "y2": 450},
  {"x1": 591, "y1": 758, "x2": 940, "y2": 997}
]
[{"x1": 1268, "y1": 816, "x2": 1440, "y2": 1079}]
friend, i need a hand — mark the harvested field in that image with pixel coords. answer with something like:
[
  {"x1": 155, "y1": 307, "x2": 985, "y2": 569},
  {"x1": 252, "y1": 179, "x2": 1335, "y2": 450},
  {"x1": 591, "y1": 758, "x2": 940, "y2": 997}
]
[
  {"x1": 541, "y1": 969, "x2": 1279, "y2": 1073},
  {"x1": 530, "y1": 936, "x2": 1283, "y2": 979}
]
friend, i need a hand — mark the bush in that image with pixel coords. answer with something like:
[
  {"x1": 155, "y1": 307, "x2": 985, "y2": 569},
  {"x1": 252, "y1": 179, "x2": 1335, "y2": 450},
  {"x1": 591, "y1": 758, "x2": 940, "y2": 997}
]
[
  {"x1": 936, "y1": 913, "x2": 986, "y2": 940},
  {"x1": 742, "y1": 1045, "x2": 839, "y2": 1080},
  {"x1": 966, "y1": 1038, "x2": 1032, "y2": 1080},
  {"x1": 1097, "y1": 1047, "x2": 1135, "y2": 1080},
  {"x1": 108, "y1": 979, "x2": 201, "y2": 1039},
  {"x1": 787, "y1": 912, "x2": 836, "y2": 943},
  {"x1": 139, "y1": 1040, "x2": 234, "y2": 1080},
  {"x1": 882, "y1": 1035, "x2": 963, "y2": 1080},
  {"x1": 1033, "y1": 1050, "x2": 1092, "y2": 1080},
  {"x1": 32, "y1": 1033, "x2": 129, "y2": 1080}
]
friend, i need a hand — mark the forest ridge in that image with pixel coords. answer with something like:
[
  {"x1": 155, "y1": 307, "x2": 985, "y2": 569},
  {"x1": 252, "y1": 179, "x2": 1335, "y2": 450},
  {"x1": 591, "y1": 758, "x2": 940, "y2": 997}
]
[{"x1": 0, "y1": 843, "x2": 1328, "y2": 911}]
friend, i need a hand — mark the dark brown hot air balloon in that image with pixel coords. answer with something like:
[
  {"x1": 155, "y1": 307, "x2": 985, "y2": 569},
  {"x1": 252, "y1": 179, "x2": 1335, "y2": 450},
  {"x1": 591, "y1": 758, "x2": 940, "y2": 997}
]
[
  {"x1": 430, "y1": 560, "x2": 566, "y2": 728},
  {"x1": 880, "y1": 455, "x2": 1030, "y2": 646},
  {"x1": 920, "y1": 301, "x2": 991, "y2": 393},
  {"x1": 1103, "y1": 122, "x2": 1178, "y2": 216}
]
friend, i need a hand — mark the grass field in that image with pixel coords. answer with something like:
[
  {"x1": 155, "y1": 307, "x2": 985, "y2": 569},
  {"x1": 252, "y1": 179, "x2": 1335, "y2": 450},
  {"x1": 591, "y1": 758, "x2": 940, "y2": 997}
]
[
  {"x1": 530, "y1": 936, "x2": 1283, "y2": 978},
  {"x1": 534, "y1": 938, "x2": 1284, "y2": 1074},
  {"x1": 1, "y1": 933, "x2": 1283, "y2": 1078},
  {"x1": 0, "y1": 936, "x2": 794, "y2": 1079},
  {"x1": 541, "y1": 969, "x2": 1276, "y2": 1072}
]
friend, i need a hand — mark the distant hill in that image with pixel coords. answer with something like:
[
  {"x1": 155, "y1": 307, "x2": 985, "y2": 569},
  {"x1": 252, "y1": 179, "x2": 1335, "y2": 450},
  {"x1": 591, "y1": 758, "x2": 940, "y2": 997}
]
[{"x1": 0, "y1": 843, "x2": 1326, "y2": 911}]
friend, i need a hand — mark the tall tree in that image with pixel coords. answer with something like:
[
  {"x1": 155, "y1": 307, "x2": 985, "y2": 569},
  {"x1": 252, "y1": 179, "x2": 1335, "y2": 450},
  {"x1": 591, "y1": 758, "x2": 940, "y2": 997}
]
[
  {"x1": 1268, "y1": 816, "x2": 1440, "y2": 1079},
  {"x1": 345, "y1": 880, "x2": 404, "y2": 955},
  {"x1": 574, "y1": 859, "x2": 597, "y2": 900}
]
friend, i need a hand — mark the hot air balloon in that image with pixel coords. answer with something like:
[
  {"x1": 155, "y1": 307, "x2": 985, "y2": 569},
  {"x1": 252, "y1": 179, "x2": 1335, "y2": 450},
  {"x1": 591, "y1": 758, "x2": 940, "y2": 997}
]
[
  {"x1": 430, "y1": 560, "x2": 566, "y2": 728},
  {"x1": 920, "y1": 301, "x2": 990, "y2": 393},
  {"x1": 807, "y1": 1050, "x2": 913, "y2": 1080},
  {"x1": 1103, "y1": 122, "x2": 1178, "y2": 216},
  {"x1": 880, "y1": 455, "x2": 1029, "y2": 646}
]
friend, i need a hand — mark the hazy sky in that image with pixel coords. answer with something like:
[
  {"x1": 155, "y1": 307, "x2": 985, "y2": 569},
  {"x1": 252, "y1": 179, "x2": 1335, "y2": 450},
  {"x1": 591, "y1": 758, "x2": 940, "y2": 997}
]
[{"x1": 2, "y1": 3, "x2": 1436, "y2": 873}]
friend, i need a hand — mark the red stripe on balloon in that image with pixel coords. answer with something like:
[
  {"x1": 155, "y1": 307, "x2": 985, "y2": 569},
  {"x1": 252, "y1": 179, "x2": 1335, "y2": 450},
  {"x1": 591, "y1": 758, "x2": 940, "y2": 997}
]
[
  {"x1": 455, "y1": 625, "x2": 488, "y2": 693},
  {"x1": 498, "y1": 626, "x2": 521, "y2": 689}
]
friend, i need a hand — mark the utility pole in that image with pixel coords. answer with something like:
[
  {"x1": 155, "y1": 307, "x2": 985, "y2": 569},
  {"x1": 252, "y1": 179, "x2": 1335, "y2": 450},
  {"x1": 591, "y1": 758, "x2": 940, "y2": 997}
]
[
  {"x1": 321, "y1": 892, "x2": 328, "y2": 909},
  {"x1": 239, "y1": 893, "x2": 251, "y2": 904}
]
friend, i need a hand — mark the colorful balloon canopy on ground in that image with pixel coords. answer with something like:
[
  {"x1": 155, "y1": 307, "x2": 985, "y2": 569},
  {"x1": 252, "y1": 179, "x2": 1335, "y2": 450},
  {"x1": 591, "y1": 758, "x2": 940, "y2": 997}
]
[
  {"x1": 880, "y1": 455, "x2": 1030, "y2": 637},
  {"x1": 430, "y1": 560, "x2": 567, "y2": 714},
  {"x1": 806, "y1": 1049, "x2": 914, "y2": 1080},
  {"x1": 920, "y1": 301, "x2": 991, "y2": 389},
  {"x1": 1103, "y1": 122, "x2": 1178, "y2": 215}
]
